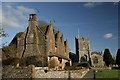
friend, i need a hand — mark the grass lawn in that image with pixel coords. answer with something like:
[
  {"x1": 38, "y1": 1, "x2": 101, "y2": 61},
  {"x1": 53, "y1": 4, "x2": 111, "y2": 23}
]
[{"x1": 95, "y1": 69, "x2": 120, "y2": 78}]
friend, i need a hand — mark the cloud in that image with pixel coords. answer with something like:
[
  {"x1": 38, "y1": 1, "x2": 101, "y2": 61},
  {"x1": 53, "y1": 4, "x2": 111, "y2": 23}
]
[
  {"x1": 83, "y1": 2, "x2": 102, "y2": 8},
  {"x1": 2, "y1": 3, "x2": 36, "y2": 28},
  {"x1": 0, "y1": 3, "x2": 2, "y2": 26},
  {"x1": 113, "y1": 2, "x2": 118, "y2": 5},
  {"x1": 104, "y1": 33, "x2": 113, "y2": 39}
]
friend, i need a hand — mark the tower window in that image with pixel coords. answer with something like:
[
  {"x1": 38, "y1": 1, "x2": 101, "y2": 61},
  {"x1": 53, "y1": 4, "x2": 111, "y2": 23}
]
[{"x1": 93, "y1": 56, "x2": 98, "y2": 64}]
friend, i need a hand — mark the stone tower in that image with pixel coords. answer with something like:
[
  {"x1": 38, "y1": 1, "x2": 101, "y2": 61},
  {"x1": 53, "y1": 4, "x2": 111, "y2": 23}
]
[{"x1": 75, "y1": 35, "x2": 92, "y2": 65}]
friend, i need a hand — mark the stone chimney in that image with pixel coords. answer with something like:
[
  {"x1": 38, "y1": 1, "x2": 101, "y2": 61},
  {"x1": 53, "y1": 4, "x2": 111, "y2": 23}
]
[
  {"x1": 23, "y1": 14, "x2": 40, "y2": 57},
  {"x1": 29, "y1": 14, "x2": 37, "y2": 21},
  {"x1": 28, "y1": 14, "x2": 38, "y2": 28}
]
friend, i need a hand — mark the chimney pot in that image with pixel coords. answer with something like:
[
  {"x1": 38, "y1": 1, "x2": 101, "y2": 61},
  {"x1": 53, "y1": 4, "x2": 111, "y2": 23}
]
[{"x1": 29, "y1": 14, "x2": 37, "y2": 21}]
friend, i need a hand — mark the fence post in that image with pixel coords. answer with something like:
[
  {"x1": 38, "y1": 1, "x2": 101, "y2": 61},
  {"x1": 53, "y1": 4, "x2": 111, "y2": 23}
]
[
  {"x1": 93, "y1": 70, "x2": 96, "y2": 80},
  {"x1": 68, "y1": 70, "x2": 71, "y2": 80}
]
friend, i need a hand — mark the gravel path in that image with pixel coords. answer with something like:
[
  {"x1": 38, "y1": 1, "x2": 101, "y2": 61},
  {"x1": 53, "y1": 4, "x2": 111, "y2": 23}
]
[{"x1": 81, "y1": 70, "x2": 94, "y2": 80}]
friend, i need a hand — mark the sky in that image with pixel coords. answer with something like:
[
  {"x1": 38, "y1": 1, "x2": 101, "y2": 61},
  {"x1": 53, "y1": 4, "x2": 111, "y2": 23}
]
[{"x1": 1, "y1": 2, "x2": 119, "y2": 56}]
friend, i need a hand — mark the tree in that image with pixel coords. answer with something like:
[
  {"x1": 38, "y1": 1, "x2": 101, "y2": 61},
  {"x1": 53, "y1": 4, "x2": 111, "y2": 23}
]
[
  {"x1": 2, "y1": 46, "x2": 18, "y2": 66},
  {"x1": 103, "y1": 48, "x2": 113, "y2": 67},
  {"x1": 0, "y1": 28, "x2": 8, "y2": 46},
  {"x1": 112, "y1": 56, "x2": 116, "y2": 65},
  {"x1": 38, "y1": 20, "x2": 49, "y2": 27},
  {"x1": 116, "y1": 49, "x2": 120, "y2": 68},
  {"x1": 25, "y1": 55, "x2": 48, "y2": 67},
  {"x1": 0, "y1": 28, "x2": 8, "y2": 37}
]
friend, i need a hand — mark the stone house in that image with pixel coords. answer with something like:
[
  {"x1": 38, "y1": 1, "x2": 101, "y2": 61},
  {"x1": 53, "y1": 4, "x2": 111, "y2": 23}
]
[
  {"x1": 91, "y1": 52, "x2": 104, "y2": 67},
  {"x1": 9, "y1": 14, "x2": 71, "y2": 69}
]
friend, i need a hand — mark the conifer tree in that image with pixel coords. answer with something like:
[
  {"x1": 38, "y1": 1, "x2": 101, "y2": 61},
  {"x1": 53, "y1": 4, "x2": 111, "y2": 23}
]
[
  {"x1": 116, "y1": 49, "x2": 120, "y2": 68},
  {"x1": 103, "y1": 48, "x2": 113, "y2": 67}
]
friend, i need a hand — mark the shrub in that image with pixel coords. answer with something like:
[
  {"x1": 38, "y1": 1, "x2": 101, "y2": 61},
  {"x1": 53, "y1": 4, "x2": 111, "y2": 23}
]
[
  {"x1": 77, "y1": 62, "x2": 90, "y2": 68},
  {"x1": 2, "y1": 57, "x2": 20, "y2": 66},
  {"x1": 2, "y1": 46, "x2": 17, "y2": 60},
  {"x1": 25, "y1": 56, "x2": 48, "y2": 67}
]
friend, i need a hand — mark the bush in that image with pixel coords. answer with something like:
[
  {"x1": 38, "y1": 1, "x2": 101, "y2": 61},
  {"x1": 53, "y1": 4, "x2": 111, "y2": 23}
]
[
  {"x1": 2, "y1": 57, "x2": 20, "y2": 66},
  {"x1": 2, "y1": 46, "x2": 16, "y2": 59},
  {"x1": 77, "y1": 62, "x2": 90, "y2": 68},
  {"x1": 25, "y1": 56, "x2": 48, "y2": 67},
  {"x1": 65, "y1": 62, "x2": 70, "y2": 66}
]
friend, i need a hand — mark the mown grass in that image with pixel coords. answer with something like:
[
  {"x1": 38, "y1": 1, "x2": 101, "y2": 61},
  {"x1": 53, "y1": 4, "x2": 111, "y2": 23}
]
[{"x1": 95, "y1": 69, "x2": 120, "y2": 78}]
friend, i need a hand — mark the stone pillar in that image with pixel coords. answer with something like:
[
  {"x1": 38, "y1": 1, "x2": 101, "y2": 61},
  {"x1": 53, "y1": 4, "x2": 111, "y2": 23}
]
[{"x1": 31, "y1": 65, "x2": 35, "y2": 78}]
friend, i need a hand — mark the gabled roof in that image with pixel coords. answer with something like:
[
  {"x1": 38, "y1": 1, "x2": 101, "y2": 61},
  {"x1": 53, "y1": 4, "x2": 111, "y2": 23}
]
[
  {"x1": 60, "y1": 34, "x2": 64, "y2": 42},
  {"x1": 38, "y1": 24, "x2": 55, "y2": 37},
  {"x1": 49, "y1": 53, "x2": 71, "y2": 61},
  {"x1": 64, "y1": 39, "x2": 68, "y2": 46},
  {"x1": 54, "y1": 31, "x2": 60, "y2": 42},
  {"x1": 9, "y1": 32, "x2": 24, "y2": 47},
  {"x1": 15, "y1": 32, "x2": 24, "y2": 38},
  {"x1": 91, "y1": 51, "x2": 102, "y2": 55}
]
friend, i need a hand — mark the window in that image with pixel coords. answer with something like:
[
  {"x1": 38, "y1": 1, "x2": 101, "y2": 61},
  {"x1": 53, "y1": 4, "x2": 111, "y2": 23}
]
[{"x1": 93, "y1": 56, "x2": 98, "y2": 64}]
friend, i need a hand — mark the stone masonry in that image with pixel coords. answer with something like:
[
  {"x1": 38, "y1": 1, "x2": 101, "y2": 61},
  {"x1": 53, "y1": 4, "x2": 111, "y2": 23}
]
[{"x1": 9, "y1": 14, "x2": 71, "y2": 69}]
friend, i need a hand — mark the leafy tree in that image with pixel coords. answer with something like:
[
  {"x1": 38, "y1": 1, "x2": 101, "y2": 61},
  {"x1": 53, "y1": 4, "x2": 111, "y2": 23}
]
[
  {"x1": 2, "y1": 57, "x2": 19, "y2": 66},
  {"x1": 0, "y1": 28, "x2": 8, "y2": 37},
  {"x1": 25, "y1": 56, "x2": 48, "y2": 67},
  {"x1": 38, "y1": 20, "x2": 49, "y2": 27},
  {"x1": 116, "y1": 49, "x2": 120, "y2": 68},
  {"x1": 2, "y1": 46, "x2": 18, "y2": 66},
  {"x1": 38, "y1": 20, "x2": 58, "y2": 33},
  {"x1": 2, "y1": 46, "x2": 16, "y2": 58},
  {"x1": 103, "y1": 48, "x2": 113, "y2": 67},
  {"x1": 0, "y1": 28, "x2": 9, "y2": 46},
  {"x1": 112, "y1": 56, "x2": 116, "y2": 65}
]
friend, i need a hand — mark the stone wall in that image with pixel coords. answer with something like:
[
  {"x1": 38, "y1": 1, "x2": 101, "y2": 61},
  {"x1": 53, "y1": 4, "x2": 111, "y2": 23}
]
[
  {"x1": 2, "y1": 65, "x2": 35, "y2": 79},
  {"x1": 2, "y1": 65, "x2": 89, "y2": 79},
  {"x1": 35, "y1": 67, "x2": 89, "y2": 78}
]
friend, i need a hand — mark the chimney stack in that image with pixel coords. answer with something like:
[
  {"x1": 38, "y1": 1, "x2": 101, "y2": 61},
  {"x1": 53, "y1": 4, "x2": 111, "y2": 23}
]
[{"x1": 29, "y1": 14, "x2": 37, "y2": 21}]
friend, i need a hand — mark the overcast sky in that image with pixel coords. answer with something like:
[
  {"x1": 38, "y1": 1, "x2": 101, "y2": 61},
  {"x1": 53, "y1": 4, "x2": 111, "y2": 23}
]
[{"x1": 1, "y1": 2, "x2": 119, "y2": 56}]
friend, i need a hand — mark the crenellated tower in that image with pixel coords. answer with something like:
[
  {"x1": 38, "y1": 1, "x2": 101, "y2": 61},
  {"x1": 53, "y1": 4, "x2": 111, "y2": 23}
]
[{"x1": 75, "y1": 35, "x2": 91, "y2": 65}]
